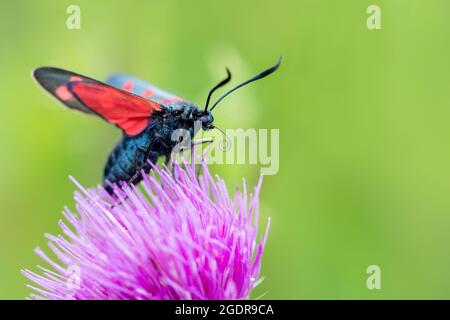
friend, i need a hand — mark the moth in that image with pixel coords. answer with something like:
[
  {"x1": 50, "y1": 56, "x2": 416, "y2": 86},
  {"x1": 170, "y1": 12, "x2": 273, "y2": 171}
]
[{"x1": 33, "y1": 57, "x2": 281, "y2": 194}]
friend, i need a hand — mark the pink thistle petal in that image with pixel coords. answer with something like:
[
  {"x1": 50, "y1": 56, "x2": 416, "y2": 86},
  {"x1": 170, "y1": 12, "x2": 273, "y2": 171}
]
[{"x1": 23, "y1": 161, "x2": 270, "y2": 300}]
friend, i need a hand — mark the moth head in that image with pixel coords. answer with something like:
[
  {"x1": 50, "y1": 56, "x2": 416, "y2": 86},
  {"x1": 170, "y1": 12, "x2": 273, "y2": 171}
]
[{"x1": 200, "y1": 111, "x2": 214, "y2": 131}]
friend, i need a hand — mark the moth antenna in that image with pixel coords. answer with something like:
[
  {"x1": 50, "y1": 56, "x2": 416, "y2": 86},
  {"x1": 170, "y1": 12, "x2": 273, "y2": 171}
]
[
  {"x1": 204, "y1": 68, "x2": 232, "y2": 112},
  {"x1": 210, "y1": 56, "x2": 282, "y2": 112}
]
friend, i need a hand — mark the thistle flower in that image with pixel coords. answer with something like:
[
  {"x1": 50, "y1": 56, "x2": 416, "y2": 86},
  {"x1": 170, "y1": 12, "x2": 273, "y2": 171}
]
[{"x1": 22, "y1": 162, "x2": 270, "y2": 300}]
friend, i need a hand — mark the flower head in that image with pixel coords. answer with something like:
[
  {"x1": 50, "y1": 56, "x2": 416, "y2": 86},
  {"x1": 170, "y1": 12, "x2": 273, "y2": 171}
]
[{"x1": 22, "y1": 162, "x2": 270, "y2": 300}]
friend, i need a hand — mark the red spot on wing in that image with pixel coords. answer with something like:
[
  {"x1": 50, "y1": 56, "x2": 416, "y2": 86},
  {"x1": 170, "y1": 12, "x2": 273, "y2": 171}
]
[
  {"x1": 55, "y1": 77, "x2": 83, "y2": 100},
  {"x1": 55, "y1": 86, "x2": 73, "y2": 101},
  {"x1": 142, "y1": 89, "x2": 154, "y2": 98},
  {"x1": 162, "y1": 96, "x2": 182, "y2": 104},
  {"x1": 70, "y1": 82, "x2": 161, "y2": 136},
  {"x1": 122, "y1": 81, "x2": 134, "y2": 92},
  {"x1": 70, "y1": 76, "x2": 82, "y2": 82}
]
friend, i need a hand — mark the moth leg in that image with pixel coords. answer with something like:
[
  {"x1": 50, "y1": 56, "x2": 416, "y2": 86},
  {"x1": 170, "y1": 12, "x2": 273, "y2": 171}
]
[
  {"x1": 175, "y1": 137, "x2": 214, "y2": 152},
  {"x1": 193, "y1": 137, "x2": 214, "y2": 147},
  {"x1": 111, "y1": 144, "x2": 154, "y2": 209},
  {"x1": 127, "y1": 134, "x2": 171, "y2": 187},
  {"x1": 166, "y1": 137, "x2": 215, "y2": 180},
  {"x1": 126, "y1": 145, "x2": 152, "y2": 187},
  {"x1": 191, "y1": 137, "x2": 215, "y2": 178},
  {"x1": 169, "y1": 137, "x2": 214, "y2": 165}
]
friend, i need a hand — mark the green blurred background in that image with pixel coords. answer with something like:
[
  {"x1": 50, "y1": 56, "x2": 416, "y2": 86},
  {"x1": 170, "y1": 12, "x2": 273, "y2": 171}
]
[{"x1": 1, "y1": 0, "x2": 450, "y2": 299}]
